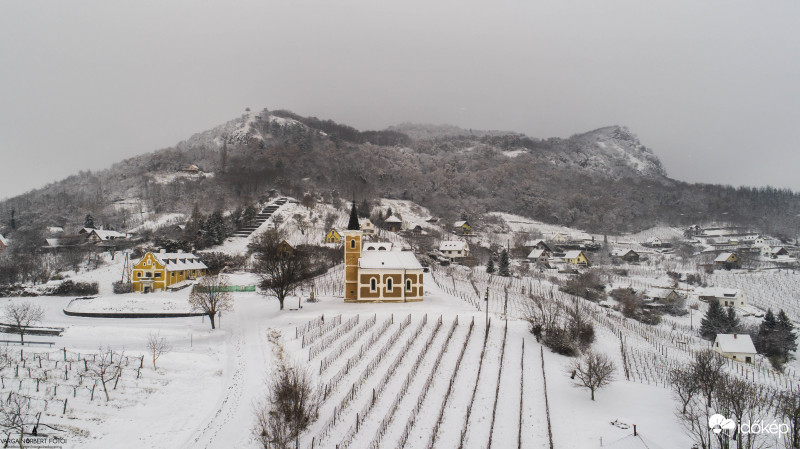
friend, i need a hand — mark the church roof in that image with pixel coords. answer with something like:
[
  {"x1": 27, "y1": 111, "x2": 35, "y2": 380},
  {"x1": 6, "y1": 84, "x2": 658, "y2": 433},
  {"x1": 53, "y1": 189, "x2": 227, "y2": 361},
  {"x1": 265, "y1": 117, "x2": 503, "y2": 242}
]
[{"x1": 359, "y1": 251, "x2": 422, "y2": 270}]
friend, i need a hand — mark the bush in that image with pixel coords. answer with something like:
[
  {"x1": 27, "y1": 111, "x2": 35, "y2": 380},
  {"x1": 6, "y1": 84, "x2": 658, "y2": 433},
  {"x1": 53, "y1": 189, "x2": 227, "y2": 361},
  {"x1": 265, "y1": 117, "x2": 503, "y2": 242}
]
[
  {"x1": 49, "y1": 280, "x2": 99, "y2": 296},
  {"x1": 112, "y1": 281, "x2": 134, "y2": 294},
  {"x1": 198, "y1": 252, "x2": 248, "y2": 274}
]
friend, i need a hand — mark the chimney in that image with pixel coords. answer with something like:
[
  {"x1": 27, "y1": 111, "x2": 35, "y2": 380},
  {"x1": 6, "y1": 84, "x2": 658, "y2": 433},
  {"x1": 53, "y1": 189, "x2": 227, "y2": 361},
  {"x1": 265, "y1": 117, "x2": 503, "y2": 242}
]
[{"x1": 633, "y1": 425, "x2": 637, "y2": 436}]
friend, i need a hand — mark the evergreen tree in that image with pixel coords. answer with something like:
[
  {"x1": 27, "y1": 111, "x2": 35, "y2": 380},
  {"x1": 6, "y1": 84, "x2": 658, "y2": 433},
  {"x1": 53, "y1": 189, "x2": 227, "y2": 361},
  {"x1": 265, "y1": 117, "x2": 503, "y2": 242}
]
[
  {"x1": 358, "y1": 199, "x2": 371, "y2": 218},
  {"x1": 486, "y1": 258, "x2": 495, "y2": 274},
  {"x1": 386, "y1": 208, "x2": 393, "y2": 218},
  {"x1": 777, "y1": 310, "x2": 798, "y2": 358},
  {"x1": 700, "y1": 300, "x2": 727, "y2": 340},
  {"x1": 347, "y1": 201, "x2": 360, "y2": 231},
  {"x1": 460, "y1": 211, "x2": 468, "y2": 222},
  {"x1": 84, "y1": 214, "x2": 95, "y2": 229},
  {"x1": 758, "y1": 309, "x2": 778, "y2": 355},
  {"x1": 724, "y1": 306, "x2": 740, "y2": 333},
  {"x1": 499, "y1": 249, "x2": 511, "y2": 277}
]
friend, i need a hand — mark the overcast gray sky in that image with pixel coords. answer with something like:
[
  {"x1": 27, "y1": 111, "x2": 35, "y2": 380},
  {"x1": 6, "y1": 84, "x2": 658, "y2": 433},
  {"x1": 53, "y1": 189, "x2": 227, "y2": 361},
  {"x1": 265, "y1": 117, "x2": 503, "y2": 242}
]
[{"x1": 2, "y1": 0, "x2": 799, "y2": 199}]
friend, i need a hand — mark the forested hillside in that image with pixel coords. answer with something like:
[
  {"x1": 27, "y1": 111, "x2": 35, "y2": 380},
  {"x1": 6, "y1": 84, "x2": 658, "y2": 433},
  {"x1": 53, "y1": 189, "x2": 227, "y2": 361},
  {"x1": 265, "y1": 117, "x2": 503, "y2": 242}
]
[{"x1": 1, "y1": 108, "x2": 798, "y2": 239}]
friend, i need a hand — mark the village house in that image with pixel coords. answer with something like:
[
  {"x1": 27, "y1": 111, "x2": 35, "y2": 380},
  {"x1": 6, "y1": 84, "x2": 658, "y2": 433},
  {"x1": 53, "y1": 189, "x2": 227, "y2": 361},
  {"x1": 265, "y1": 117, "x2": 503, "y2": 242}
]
[
  {"x1": 526, "y1": 248, "x2": 551, "y2": 265},
  {"x1": 438, "y1": 241, "x2": 470, "y2": 262},
  {"x1": 0, "y1": 234, "x2": 7, "y2": 252},
  {"x1": 277, "y1": 240, "x2": 295, "y2": 258},
  {"x1": 180, "y1": 164, "x2": 201, "y2": 174},
  {"x1": 697, "y1": 287, "x2": 747, "y2": 308},
  {"x1": 551, "y1": 233, "x2": 569, "y2": 244},
  {"x1": 767, "y1": 247, "x2": 789, "y2": 258},
  {"x1": 343, "y1": 230, "x2": 423, "y2": 302},
  {"x1": 714, "y1": 252, "x2": 741, "y2": 269},
  {"x1": 409, "y1": 224, "x2": 424, "y2": 236},
  {"x1": 611, "y1": 248, "x2": 640, "y2": 263},
  {"x1": 383, "y1": 215, "x2": 403, "y2": 232},
  {"x1": 713, "y1": 334, "x2": 757, "y2": 364},
  {"x1": 645, "y1": 288, "x2": 683, "y2": 308},
  {"x1": 646, "y1": 237, "x2": 663, "y2": 247},
  {"x1": 132, "y1": 250, "x2": 207, "y2": 293},
  {"x1": 325, "y1": 228, "x2": 342, "y2": 244},
  {"x1": 453, "y1": 220, "x2": 471, "y2": 235},
  {"x1": 524, "y1": 239, "x2": 552, "y2": 252},
  {"x1": 87, "y1": 229, "x2": 128, "y2": 243},
  {"x1": 359, "y1": 219, "x2": 375, "y2": 236},
  {"x1": 563, "y1": 250, "x2": 589, "y2": 267}
]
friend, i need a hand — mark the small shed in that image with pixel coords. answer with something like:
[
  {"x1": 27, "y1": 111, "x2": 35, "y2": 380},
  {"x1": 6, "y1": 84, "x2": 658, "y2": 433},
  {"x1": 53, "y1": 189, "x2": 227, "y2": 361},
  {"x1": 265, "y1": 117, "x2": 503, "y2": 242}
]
[{"x1": 713, "y1": 334, "x2": 757, "y2": 364}]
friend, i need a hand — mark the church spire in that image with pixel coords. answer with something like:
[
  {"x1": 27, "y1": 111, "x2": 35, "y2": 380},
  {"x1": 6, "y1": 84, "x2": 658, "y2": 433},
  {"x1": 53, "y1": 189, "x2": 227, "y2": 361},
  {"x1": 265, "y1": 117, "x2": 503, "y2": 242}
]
[{"x1": 347, "y1": 197, "x2": 360, "y2": 231}]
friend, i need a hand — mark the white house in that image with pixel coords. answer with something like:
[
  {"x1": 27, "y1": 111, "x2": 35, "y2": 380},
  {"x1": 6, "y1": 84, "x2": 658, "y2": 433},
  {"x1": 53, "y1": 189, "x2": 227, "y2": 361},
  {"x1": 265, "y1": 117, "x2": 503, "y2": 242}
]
[
  {"x1": 713, "y1": 334, "x2": 757, "y2": 364},
  {"x1": 87, "y1": 229, "x2": 128, "y2": 242},
  {"x1": 526, "y1": 248, "x2": 550, "y2": 264},
  {"x1": 696, "y1": 287, "x2": 747, "y2": 308},
  {"x1": 439, "y1": 241, "x2": 470, "y2": 261},
  {"x1": 646, "y1": 237, "x2": 663, "y2": 247},
  {"x1": 359, "y1": 219, "x2": 375, "y2": 235},
  {"x1": 0, "y1": 234, "x2": 7, "y2": 251}
]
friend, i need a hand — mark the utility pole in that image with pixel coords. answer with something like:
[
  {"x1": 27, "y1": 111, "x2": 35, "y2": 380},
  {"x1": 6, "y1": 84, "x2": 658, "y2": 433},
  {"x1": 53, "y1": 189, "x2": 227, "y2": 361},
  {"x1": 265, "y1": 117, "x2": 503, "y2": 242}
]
[{"x1": 484, "y1": 287, "x2": 489, "y2": 328}]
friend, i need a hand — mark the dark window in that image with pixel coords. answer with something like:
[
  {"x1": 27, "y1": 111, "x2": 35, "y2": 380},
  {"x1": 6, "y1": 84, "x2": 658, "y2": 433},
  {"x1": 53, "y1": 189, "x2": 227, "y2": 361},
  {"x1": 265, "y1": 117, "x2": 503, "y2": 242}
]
[
  {"x1": 406, "y1": 280, "x2": 412, "y2": 291},
  {"x1": 370, "y1": 278, "x2": 377, "y2": 291},
  {"x1": 351, "y1": 239, "x2": 356, "y2": 249},
  {"x1": 387, "y1": 278, "x2": 393, "y2": 291}
]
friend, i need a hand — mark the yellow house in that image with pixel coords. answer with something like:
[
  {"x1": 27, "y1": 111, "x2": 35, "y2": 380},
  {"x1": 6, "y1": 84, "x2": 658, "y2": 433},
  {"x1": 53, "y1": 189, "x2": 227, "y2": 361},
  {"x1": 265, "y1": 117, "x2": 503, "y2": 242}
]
[
  {"x1": 132, "y1": 250, "x2": 208, "y2": 293},
  {"x1": 563, "y1": 250, "x2": 589, "y2": 267},
  {"x1": 325, "y1": 228, "x2": 342, "y2": 244},
  {"x1": 453, "y1": 220, "x2": 471, "y2": 235},
  {"x1": 714, "y1": 252, "x2": 741, "y2": 269}
]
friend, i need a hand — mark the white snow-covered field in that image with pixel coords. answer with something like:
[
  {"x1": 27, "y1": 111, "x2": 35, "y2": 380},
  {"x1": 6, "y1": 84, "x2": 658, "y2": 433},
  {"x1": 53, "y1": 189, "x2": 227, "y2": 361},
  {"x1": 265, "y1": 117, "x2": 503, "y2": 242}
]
[{"x1": 0, "y1": 268, "x2": 700, "y2": 449}]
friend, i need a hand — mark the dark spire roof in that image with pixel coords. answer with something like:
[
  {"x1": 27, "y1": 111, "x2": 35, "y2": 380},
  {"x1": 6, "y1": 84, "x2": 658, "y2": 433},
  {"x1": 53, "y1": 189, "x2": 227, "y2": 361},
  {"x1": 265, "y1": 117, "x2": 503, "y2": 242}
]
[{"x1": 347, "y1": 200, "x2": 360, "y2": 231}]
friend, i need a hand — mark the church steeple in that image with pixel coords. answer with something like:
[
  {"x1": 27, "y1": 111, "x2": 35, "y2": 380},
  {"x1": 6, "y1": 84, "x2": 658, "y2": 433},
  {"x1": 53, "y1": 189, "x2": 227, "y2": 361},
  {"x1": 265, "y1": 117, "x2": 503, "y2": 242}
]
[{"x1": 347, "y1": 198, "x2": 360, "y2": 231}]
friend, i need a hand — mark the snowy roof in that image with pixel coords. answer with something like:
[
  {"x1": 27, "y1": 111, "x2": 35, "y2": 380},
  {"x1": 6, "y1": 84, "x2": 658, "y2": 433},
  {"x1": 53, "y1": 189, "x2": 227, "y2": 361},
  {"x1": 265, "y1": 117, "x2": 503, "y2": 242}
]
[
  {"x1": 564, "y1": 250, "x2": 584, "y2": 259},
  {"x1": 453, "y1": 221, "x2": 468, "y2": 227},
  {"x1": 439, "y1": 241, "x2": 468, "y2": 251},
  {"x1": 0, "y1": 234, "x2": 7, "y2": 246},
  {"x1": 90, "y1": 229, "x2": 128, "y2": 240},
  {"x1": 696, "y1": 287, "x2": 741, "y2": 298},
  {"x1": 646, "y1": 288, "x2": 676, "y2": 299},
  {"x1": 359, "y1": 251, "x2": 423, "y2": 270},
  {"x1": 153, "y1": 252, "x2": 208, "y2": 271},
  {"x1": 364, "y1": 242, "x2": 393, "y2": 251},
  {"x1": 524, "y1": 239, "x2": 546, "y2": 247},
  {"x1": 47, "y1": 226, "x2": 64, "y2": 234},
  {"x1": 612, "y1": 249, "x2": 636, "y2": 257},
  {"x1": 715, "y1": 252, "x2": 735, "y2": 262},
  {"x1": 527, "y1": 248, "x2": 548, "y2": 259},
  {"x1": 384, "y1": 216, "x2": 402, "y2": 223},
  {"x1": 714, "y1": 334, "x2": 757, "y2": 354},
  {"x1": 44, "y1": 238, "x2": 61, "y2": 247}
]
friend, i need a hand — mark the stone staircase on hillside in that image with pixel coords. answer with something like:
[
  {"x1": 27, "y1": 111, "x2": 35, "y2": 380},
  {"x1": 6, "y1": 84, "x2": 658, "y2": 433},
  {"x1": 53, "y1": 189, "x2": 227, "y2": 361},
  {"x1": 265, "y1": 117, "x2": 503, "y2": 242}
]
[{"x1": 232, "y1": 197, "x2": 288, "y2": 238}]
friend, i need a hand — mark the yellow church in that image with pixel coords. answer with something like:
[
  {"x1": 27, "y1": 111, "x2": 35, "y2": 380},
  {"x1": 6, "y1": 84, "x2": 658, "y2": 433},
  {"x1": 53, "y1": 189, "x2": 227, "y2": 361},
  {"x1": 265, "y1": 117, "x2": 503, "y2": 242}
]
[
  {"x1": 343, "y1": 230, "x2": 424, "y2": 302},
  {"x1": 132, "y1": 250, "x2": 208, "y2": 293}
]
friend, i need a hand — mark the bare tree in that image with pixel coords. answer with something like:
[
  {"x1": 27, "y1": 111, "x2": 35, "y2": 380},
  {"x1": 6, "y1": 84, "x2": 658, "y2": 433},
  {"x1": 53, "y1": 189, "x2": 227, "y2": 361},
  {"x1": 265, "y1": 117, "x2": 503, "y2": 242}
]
[
  {"x1": 669, "y1": 367, "x2": 700, "y2": 415},
  {"x1": 188, "y1": 275, "x2": 234, "y2": 329},
  {"x1": 147, "y1": 331, "x2": 171, "y2": 370},
  {"x1": 3, "y1": 302, "x2": 44, "y2": 345},
  {"x1": 568, "y1": 351, "x2": 616, "y2": 400},
  {"x1": 0, "y1": 392, "x2": 32, "y2": 448},
  {"x1": 777, "y1": 388, "x2": 800, "y2": 449},
  {"x1": 254, "y1": 363, "x2": 319, "y2": 449},
  {"x1": 253, "y1": 231, "x2": 309, "y2": 310},
  {"x1": 88, "y1": 347, "x2": 123, "y2": 402}
]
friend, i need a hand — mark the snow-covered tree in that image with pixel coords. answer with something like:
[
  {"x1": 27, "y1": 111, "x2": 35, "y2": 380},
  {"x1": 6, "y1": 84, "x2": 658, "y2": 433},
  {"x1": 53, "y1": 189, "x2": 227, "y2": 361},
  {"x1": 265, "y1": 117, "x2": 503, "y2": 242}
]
[
  {"x1": 498, "y1": 249, "x2": 511, "y2": 277},
  {"x1": 3, "y1": 302, "x2": 44, "y2": 345},
  {"x1": 189, "y1": 274, "x2": 234, "y2": 329},
  {"x1": 147, "y1": 331, "x2": 171, "y2": 370},
  {"x1": 568, "y1": 352, "x2": 615, "y2": 400}
]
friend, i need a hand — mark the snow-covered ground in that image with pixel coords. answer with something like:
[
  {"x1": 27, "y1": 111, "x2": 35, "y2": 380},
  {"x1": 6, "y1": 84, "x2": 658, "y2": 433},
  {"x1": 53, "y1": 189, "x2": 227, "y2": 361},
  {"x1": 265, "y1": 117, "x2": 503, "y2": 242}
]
[{"x1": 0, "y1": 268, "x2": 700, "y2": 449}]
